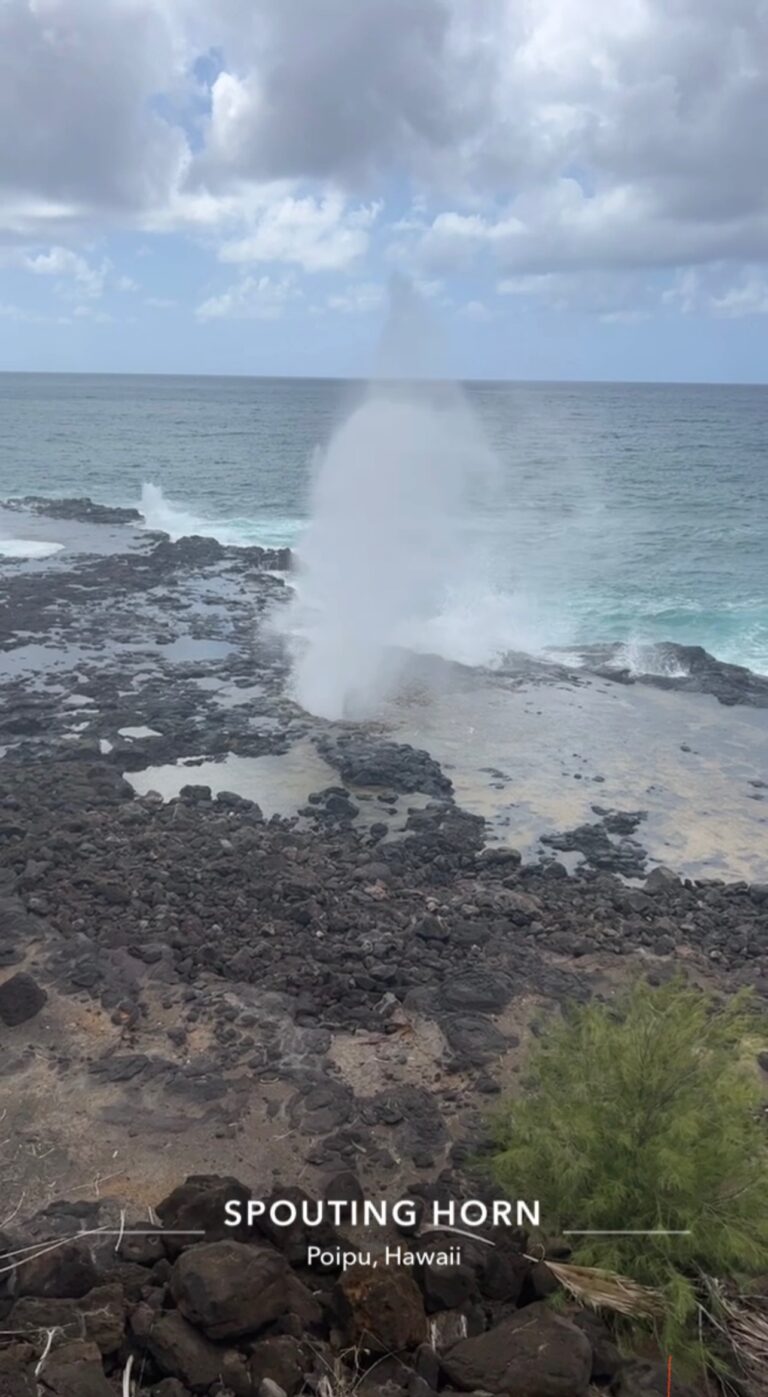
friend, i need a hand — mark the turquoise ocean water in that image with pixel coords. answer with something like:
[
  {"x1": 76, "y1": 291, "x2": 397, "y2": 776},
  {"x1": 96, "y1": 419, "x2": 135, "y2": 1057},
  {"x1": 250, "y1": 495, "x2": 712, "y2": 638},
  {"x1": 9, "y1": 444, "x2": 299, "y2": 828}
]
[{"x1": 0, "y1": 373, "x2": 766, "y2": 674}]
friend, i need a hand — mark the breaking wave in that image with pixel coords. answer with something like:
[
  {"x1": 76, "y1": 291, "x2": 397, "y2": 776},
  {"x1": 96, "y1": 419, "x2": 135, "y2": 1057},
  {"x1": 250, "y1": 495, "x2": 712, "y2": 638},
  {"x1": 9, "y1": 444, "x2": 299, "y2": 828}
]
[{"x1": 138, "y1": 482, "x2": 299, "y2": 550}]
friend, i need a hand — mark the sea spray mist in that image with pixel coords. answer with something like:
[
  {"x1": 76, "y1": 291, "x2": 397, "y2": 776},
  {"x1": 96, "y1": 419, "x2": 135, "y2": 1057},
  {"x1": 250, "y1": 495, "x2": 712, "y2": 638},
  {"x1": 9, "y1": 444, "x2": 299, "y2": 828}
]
[
  {"x1": 283, "y1": 281, "x2": 498, "y2": 719},
  {"x1": 288, "y1": 381, "x2": 495, "y2": 718}
]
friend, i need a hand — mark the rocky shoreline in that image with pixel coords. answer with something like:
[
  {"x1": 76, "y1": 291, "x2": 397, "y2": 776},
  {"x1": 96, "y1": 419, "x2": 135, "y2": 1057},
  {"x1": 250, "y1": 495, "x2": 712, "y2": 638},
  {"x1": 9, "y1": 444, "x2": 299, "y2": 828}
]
[{"x1": 1, "y1": 498, "x2": 767, "y2": 1395}]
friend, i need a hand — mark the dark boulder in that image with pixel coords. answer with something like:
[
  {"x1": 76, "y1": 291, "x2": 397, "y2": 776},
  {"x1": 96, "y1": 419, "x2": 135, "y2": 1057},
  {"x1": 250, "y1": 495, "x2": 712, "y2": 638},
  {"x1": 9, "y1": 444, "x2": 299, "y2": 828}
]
[
  {"x1": 644, "y1": 866, "x2": 681, "y2": 894},
  {"x1": 440, "y1": 1013, "x2": 508, "y2": 1064},
  {"x1": 16, "y1": 1241, "x2": 99, "y2": 1299},
  {"x1": 0, "y1": 1344, "x2": 36, "y2": 1397},
  {"x1": 571, "y1": 1311, "x2": 623, "y2": 1382},
  {"x1": 155, "y1": 1173, "x2": 252, "y2": 1254},
  {"x1": 170, "y1": 1239, "x2": 291, "y2": 1340},
  {"x1": 462, "y1": 1232, "x2": 529, "y2": 1304},
  {"x1": 0, "y1": 971, "x2": 48, "y2": 1026},
  {"x1": 33, "y1": 1339, "x2": 113, "y2": 1397},
  {"x1": 132, "y1": 1305, "x2": 224, "y2": 1392},
  {"x1": 257, "y1": 1187, "x2": 341, "y2": 1267},
  {"x1": 416, "y1": 1255, "x2": 477, "y2": 1313},
  {"x1": 248, "y1": 1335, "x2": 310, "y2": 1396},
  {"x1": 335, "y1": 1266, "x2": 427, "y2": 1354},
  {"x1": 6, "y1": 496, "x2": 141, "y2": 524},
  {"x1": 440, "y1": 1302, "x2": 591, "y2": 1395},
  {"x1": 8, "y1": 1283, "x2": 126, "y2": 1354},
  {"x1": 317, "y1": 736, "x2": 453, "y2": 799},
  {"x1": 440, "y1": 971, "x2": 513, "y2": 1013}
]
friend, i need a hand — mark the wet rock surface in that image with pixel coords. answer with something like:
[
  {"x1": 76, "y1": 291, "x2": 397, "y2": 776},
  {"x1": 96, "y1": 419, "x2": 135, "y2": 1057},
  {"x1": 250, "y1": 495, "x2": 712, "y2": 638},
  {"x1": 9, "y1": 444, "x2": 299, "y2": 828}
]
[
  {"x1": 577, "y1": 640, "x2": 768, "y2": 708},
  {"x1": 5, "y1": 495, "x2": 144, "y2": 525}
]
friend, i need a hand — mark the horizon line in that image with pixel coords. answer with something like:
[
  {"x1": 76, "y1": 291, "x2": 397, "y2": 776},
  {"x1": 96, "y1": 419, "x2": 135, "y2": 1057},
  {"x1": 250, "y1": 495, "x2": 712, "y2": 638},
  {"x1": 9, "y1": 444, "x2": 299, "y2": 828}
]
[{"x1": 1, "y1": 369, "x2": 767, "y2": 389}]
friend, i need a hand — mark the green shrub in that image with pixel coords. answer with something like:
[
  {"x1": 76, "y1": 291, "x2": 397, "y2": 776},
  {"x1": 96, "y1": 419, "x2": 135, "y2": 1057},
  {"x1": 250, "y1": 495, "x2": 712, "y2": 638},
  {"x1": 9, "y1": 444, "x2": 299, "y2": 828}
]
[{"x1": 488, "y1": 977, "x2": 768, "y2": 1372}]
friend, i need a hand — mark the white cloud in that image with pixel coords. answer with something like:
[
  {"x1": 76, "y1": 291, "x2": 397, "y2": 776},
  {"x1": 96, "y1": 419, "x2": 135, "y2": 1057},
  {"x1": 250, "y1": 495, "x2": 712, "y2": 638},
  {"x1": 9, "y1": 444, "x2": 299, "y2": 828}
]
[
  {"x1": 405, "y1": 175, "x2": 768, "y2": 281},
  {"x1": 0, "y1": 0, "x2": 188, "y2": 234},
  {"x1": 326, "y1": 282, "x2": 384, "y2": 314},
  {"x1": 21, "y1": 246, "x2": 110, "y2": 298},
  {"x1": 664, "y1": 267, "x2": 768, "y2": 318},
  {"x1": 0, "y1": 301, "x2": 51, "y2": 323},
  {"x1": 196, "y1": 273, "x2": 300, "y2": 320},
  {"x1": 218, "y1": 195, "x2": 380, "y2": 272},
  {"x1": 197, "y1": 0, "x2": 487, "y2": 188},
  {"x1": 710, "y1": 279, "x2": 768, "y2": 318},
  {"x1": 599, "y1": 309, "x2": 650, "y2": 325},
  {"x1": 497, "y1": 267, "x2": 659, "y2": 319},
  {"x1": 662, "y1": 269, "x2": 701, "y2": 316},
  {"x1": 458, "y1": 299, "x2": 492, "y2": 322},
  {"x1": 72, "y1": 304, "x2": 114, "y2": 323},
  {"x1": 1, "y1": 0, "x2": 767, "y2": 318}
]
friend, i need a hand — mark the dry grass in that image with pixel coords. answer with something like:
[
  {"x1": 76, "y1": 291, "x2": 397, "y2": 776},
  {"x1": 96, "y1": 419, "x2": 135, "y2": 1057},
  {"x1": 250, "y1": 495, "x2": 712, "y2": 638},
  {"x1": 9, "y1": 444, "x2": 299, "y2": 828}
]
[{"x1": 526, "y1": 1254, "x2": 664, "y2": 1320}]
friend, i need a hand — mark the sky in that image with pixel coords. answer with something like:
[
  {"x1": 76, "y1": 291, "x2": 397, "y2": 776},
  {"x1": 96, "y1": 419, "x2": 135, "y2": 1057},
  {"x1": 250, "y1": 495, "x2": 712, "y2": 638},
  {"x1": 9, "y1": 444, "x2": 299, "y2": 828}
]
[{"x1": 1, "y1": 0, "x2": 767, "y2": 382}]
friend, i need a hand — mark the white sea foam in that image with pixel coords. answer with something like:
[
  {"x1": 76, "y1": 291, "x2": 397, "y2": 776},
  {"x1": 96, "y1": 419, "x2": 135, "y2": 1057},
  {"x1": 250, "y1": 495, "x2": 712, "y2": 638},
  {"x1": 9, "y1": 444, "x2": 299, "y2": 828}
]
[
  {"x1": 0, "y1": 538, "x2": 64, "y2": 559},
  {"x1": 139, "y1": 482, "x2": 239, "y2": 544},
  {"x1": 618, "y1": 641, "x2": 691, "y2": 678},
  {"x1": 138, "y1": 482, "x2": 298, "y2": 551}
]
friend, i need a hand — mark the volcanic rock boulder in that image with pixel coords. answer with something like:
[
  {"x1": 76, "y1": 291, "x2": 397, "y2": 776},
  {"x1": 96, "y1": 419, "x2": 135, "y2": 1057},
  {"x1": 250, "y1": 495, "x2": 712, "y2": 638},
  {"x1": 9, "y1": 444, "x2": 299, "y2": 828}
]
[
  {"x1": 440, "y1": 1302, "x2": 592, "y2": 1396},
  {"x1": 248, "y1": 1335, "x2": 310, "y2": 1395},
  {"x1": 8, "y1": 1284, "x2": 126, "y2": 1355},
  {"x1": 335, "y1": 1266, "x2": 427, "y2": 1354},
  {"x1": 571, "y1": 1312, "x2": 623, "y2": 1383},
  {"x1": 16, "y1": 1241, "x2": 99, "y2": 1299},
  {"x1": 0, "y1": 1344, "x2": 36, "y2": 1397},
  {"x1": 257, "y1": 1186, "x2": 342, "y2": 1268},
  {"x1": 170, "y1": 1239, "x2": 292, "y2": 1340},
  {"x1": 459, "y1": 1232, "x2": 530, "y2": 1303},
  {"x1": 34, "y1": 1339, "x2": 114, "y2": 1397},
  {"x1": 132, "y1": 1305, "x2": 224, "y2": 1392},
  {"x1": 644, "y1": 866, "x2": 681, "y2": 894},
  {"x1": 156, "y1": 1173, "x2": 252, "y2": 1254},
  {"x1": 317, "y1": 736, "x2": 453, "y2": 799},
  {"x1": 416, "y1": 1253, "x2": 477, "y2": 1313},
  {"x1": 7, "y1": 495, "x2": 142, "y2": 524},
  {"x1": 0, "y1": 971, "x2": 48, "y2": 1025}
]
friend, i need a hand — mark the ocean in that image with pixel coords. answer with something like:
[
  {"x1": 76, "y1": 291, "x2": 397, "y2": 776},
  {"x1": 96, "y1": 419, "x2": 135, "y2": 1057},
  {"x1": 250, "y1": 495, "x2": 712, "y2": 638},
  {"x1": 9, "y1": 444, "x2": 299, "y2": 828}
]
[{"x1": 1, "y1": 372, "x2": 767, "y2": 674}]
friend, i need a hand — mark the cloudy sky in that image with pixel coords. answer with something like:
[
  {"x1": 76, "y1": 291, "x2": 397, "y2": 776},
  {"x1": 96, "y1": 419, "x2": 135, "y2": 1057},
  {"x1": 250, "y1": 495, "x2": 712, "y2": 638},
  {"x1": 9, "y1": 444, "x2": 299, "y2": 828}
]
[{"x1": 1, "y1": 0, "x2": 767, "y2": 380}]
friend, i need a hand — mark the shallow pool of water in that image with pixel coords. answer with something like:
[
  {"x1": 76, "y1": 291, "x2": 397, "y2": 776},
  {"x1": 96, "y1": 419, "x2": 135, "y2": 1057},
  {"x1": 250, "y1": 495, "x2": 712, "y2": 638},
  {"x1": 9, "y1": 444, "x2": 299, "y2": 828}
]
[
  {"x1": 125, "y1": 739, "x2": 337, "y2": 816},
  {"x1": 383, "y1": 664, "x2": 768, "y2": 881},
  {"x1": 153, "y1": 637, "x2": 235, "y2": 663},
  {"x1": 193, "y1": 677, "x2": 267, "y2": 707}
]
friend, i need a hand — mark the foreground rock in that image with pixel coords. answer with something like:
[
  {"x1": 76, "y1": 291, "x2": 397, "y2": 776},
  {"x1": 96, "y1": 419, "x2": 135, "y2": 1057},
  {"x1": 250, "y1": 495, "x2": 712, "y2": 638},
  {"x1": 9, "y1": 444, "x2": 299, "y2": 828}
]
[
  {"x1": 0, "y1": 1175, "x2": 667, "y2": 1396},
  {"x1": 0, "y1": 970, "x2": 48, "y2": 1025},
  {"x1": 170, "y1": 1240, "x2": 295, "y2": 1340},
  {"x1": 441, "y1": 1302, "x2": 592, "y2": 1395},
  {"x1": 335, "y1": 1265, "x2": 427, "y2": 1352}
]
